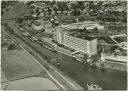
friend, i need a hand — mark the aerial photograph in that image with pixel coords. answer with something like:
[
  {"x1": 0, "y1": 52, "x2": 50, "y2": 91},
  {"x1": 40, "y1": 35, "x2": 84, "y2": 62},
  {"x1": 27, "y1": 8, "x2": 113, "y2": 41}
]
[{"x1": 1, "y1": 0, "x2": 127, "y2": 90}]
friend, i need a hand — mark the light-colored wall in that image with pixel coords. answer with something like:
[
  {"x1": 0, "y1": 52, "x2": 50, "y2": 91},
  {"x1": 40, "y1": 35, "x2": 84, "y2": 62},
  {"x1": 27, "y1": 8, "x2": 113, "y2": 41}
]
[
  {"x1": 101, "y1": 53, "x2": 127, "y2": 63},
  {"x1": 56, "y1": 30, "x2": 62, "y2": 43},
  {"x1": 90, "y1": 39, "x2": 97, "y2": 55},
  {"x1": 63, "y1": 34, "x2": 97, "y2": 55},
  {"x1": 55, "y1": 30, "x2": 97, "y2": 56}
]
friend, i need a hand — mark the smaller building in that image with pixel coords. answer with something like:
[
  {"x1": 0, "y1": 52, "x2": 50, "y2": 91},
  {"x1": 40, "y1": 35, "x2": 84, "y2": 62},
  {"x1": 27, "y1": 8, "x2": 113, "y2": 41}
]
[
  {"x1": 110, "y1": 34, "x2": 127, "y2": 51},
  {"x1": 117, "y1": 42, "x2": 127, "y2": 51},
  {"x1": 101, "y1": 52, "x2": 127, "y2": 63},
  {"x1": 110, "y1": 34, "x2": 127, "y2": 43},
  {"x1": 60, "y1": 21, "x2": 104, "y2": 30},
  {"x1": 100, "y1": 52, "x2": 127, "y2": 71},
  {"x1": 32, "y1": 20, "x2": 43, "y2": 30},
  {"x1": 97, "y1": 36, "x2": 117, "y2": 53}
]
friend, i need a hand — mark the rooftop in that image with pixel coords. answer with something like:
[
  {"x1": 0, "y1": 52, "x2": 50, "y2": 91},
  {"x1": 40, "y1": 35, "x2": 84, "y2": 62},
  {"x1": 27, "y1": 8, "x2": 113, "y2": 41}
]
[
  {"x1": 111, "y1": 34, "x2": 127, "y2": 43},
  {"x1": 57, "y1": 21, "x2": 104, "y2": 30},
  {"x1": 101, "y1": 52, "x2": 127, "y2": 63},
  {"x1": 70, "y1": 34, "x2": 96, "y2": 41},
  {"x1": 99, "y1": 36, "x2": 117, "y2": 44}
]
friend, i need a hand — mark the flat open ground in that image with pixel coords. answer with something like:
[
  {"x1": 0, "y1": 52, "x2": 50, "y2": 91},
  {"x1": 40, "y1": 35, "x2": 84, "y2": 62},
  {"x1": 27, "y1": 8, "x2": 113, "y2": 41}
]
[
  {"x1": 1, "y1": 49, "x2": 47, "y2": 81},
  {"x1": 2, "y1": 77, "x2": 59, "y2": 90},
  {"x1": 1, "y1": 68, "x2": 8, "y2": 82}
]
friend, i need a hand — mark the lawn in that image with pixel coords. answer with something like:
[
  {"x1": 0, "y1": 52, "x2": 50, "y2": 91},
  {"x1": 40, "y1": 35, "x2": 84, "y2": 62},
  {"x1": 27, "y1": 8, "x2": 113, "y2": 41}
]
[{"x1": 1, "y1": 49, "x2": 47, "y2": 81}]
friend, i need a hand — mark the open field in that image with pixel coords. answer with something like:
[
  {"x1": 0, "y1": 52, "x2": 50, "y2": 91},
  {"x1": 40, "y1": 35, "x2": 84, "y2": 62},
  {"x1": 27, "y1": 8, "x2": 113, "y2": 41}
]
[
  {"x1": 1, "y1": 68, "x2": 8, "y2": 82},
  {"x1": 2, "y1": 77, "x2": 59, "y2": 90},
  {"x1": 1, "y1": 49, "x2": 47, "y2": 81}
]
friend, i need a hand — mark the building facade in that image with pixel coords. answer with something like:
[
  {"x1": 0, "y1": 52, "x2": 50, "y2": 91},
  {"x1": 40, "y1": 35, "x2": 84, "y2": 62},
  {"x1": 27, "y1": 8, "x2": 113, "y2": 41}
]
[
  {"x1": 63, "y1": 34, "x2": 97, "y2": 56},
  {"x1": 54, "y1": 29, "x2": 65, "y2": 44},
  {"x1": 100, "y1": 52, "x2": 127, "y2": 71},
  {"x1": 101, "y1": 52, "x2": 127, "y2": 63},
  {"x1": 54, "y1": 29, "x2": 97, "y2": 56}
]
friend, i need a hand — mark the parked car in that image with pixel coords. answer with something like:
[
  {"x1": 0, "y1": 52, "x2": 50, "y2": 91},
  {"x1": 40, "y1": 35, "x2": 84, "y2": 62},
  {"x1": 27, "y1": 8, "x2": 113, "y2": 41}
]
[
  {"x1": 22, "y1": 32, "x2": 31, "y2": 38},
  {"x1": 86, "y1": 81, "x2": 102, "y2": 90},
  {"x1": 30, "y1": 36, "x2": 38, "y2": 42}
]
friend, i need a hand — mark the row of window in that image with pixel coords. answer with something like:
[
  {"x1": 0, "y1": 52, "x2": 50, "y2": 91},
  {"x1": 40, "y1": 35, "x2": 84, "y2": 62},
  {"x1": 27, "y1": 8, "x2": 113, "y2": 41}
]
[{"x1": 64, "y1": 35, "x2": 89, "y2": 53}]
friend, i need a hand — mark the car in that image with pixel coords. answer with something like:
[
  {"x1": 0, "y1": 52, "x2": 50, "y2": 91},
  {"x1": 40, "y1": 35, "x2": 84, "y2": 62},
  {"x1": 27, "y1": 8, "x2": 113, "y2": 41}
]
[
  {"x1": 87, "y1": 81, "x2": 102, "y2": 90},
  {"x1": 30, "y1": 36, "x2": 38, "y2": 42},
  {"x1": 19, "y1": 27, "x2": 24, "y2": 31},
  {"x1": 22, "y1": 32, "x2": 31, "y2": 37}
]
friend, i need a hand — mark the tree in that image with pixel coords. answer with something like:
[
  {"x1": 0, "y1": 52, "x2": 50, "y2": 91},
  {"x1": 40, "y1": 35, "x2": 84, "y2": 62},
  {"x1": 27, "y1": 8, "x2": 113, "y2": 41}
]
[
  {"x1": 93, "y1": 27, "x2": 99, "y2": 33},
  {"x1": 83, "y1": 27, "x2": 88, "y2": 35},
  {"x1": 91, "y1": 54, "x2": 98, "y2": 62},
  {"x1": 1, "y1": 1, "x2": 7, "y2": 8},
  {"x1": 110, "y1": 46, "x2": 118, "y2": 52},
  {"x1": 83, "y1": 54, "x2": 88, "y2": 63},
  {"x1": 4, "y1": 23, "x2": 14, "y2": 34},
  {"x1": 16, "y1": 18, "x2": 23, "y2": 24},
  {"x1": 8, "y1": 44, "x2": 16, "y2": 50}
]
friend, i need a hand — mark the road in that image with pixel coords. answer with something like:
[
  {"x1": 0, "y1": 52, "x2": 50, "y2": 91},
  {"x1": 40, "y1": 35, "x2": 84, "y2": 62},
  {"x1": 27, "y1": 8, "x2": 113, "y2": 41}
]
[
  {"x1": 2, "y1": 2, "x2": 127, "y2": 90},
  {"x1": 7, "y1": 21, "x2": 127, "y2": 90},
  {"x1": 4, "y1": 20, "x2": 83, "y2": 90},
  {"x1": 24, "y1": 38, "x2": 127, "y2": 90}
]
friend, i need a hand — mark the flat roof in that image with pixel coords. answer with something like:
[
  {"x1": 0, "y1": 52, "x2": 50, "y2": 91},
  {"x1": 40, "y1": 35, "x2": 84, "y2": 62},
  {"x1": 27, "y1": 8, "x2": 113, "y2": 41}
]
[
  {"x1": 56, "y1": 21, "x2": 101, "y2": 30},
  {"x1": 113, "y1": 36, "x2": 127, "y2": 43},
  {"x1": 99, "y1": 36, "x2": 117, "y2": 44},
  {"x1": 70, "y1": 34, "x2": 96, "y2": 41},
  {"x1": 102, "y1": 52, "x2": 127, "y2": 63},
  {"x1": 77, "y1": 36, "x2": 96, "y2": 41}
]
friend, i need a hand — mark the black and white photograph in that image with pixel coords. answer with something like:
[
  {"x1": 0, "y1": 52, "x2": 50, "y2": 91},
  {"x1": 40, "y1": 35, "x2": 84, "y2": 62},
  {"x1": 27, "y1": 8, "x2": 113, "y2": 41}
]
[{"x1": 1, "y1": 0, "x2": 127, "y2": 90}]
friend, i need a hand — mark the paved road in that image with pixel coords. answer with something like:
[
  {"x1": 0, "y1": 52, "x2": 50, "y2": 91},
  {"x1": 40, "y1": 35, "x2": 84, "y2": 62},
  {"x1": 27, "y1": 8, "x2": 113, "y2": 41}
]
[
  {"x1": 2, "y1": 2, "x2": 127, "y2": 90},
  {"x1": 4, "y1": 21, "x2": 83, "y2": 90},
  {"x1": 9, "y1": 24, "x2": 126, "y2": 90},
  {"x1": 2, "y1": 3, "x2": 84, "y2": 90},
  {"x1": 26, "y1": 39, "x2": 127, "y2": 90}
]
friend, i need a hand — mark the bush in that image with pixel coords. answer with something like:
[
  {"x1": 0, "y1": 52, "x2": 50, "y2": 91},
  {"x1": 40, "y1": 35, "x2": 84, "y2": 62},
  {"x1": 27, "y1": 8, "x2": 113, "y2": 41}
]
[{"x1": 8, "y1": 44, "x2": 16, "y2": 50}]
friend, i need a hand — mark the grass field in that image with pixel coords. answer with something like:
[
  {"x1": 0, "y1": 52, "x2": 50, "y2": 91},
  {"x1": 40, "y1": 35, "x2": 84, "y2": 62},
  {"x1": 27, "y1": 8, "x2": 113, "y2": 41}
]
[
  {"x1": 1, "y1": 68, "x2": 8, "y2": 82},
  {"x1": 1, "y1": 49, "x2": 47, "y2": 81}
]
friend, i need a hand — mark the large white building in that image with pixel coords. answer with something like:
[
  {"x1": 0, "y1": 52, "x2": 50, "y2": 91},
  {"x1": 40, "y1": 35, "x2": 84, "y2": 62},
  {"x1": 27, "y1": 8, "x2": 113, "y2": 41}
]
[
  {"x1": 63, "y1": 34, "x2": 97, "y2": 56},
  {"x1": 53, "y1": 21, "x2": 103, "y2": 56},
  {"x1": 54, "y1": 29, "x2": 97, "y2": 56}
]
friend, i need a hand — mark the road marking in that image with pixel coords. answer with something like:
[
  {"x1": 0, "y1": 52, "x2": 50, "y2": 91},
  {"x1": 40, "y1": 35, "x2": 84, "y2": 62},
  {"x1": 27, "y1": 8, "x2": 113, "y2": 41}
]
[{"x1": 19, "y1": 45, "x2": 67, "y2": 90}]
